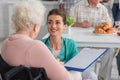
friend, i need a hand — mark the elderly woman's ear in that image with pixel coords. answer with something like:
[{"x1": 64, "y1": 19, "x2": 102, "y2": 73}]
[
  {"x1": 33, "y1": 24, "x2": 40, "y2": 33},
  {"x1": 30, "y1": 24, "x2": 40, "y2": 39}
]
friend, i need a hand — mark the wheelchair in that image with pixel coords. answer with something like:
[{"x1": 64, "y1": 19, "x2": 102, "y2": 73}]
[{"x1": 0, "y1": 55, "x2": 49, "y2": 80}]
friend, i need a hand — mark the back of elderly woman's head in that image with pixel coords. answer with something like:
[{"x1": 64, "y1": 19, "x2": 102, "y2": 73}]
[{"x1": 12, "y1": 0, "x2": 45, "y2": 32}]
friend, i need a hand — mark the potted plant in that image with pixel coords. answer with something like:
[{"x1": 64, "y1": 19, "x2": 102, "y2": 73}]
[{"x1": 65, "y1": 16, "x2": 74, "y2": 34}]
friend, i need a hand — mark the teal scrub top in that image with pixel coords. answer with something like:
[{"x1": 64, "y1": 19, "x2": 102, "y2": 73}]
[{"x1": 41, "y1": 37, "x2": 78, "y2": 63}]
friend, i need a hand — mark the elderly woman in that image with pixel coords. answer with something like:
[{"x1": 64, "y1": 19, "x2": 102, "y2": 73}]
[{"x1": 0, "y1": 0, "x2": 74, "y2": 80}]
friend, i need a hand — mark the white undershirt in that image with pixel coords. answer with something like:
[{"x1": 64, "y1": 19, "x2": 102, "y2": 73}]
[{"x1": 52, "y1": 49, "x2": 60, "y2": 59}]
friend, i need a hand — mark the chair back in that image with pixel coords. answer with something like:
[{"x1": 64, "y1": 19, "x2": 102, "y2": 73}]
[
  {"x1": 0, "y1": 55, "x2": 13, "y2": 80},
  {"x1": 0, "y1": 55, "x2": 49, "y2": 80}
]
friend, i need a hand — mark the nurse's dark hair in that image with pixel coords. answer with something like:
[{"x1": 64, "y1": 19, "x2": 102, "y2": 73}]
[{"x1": 47, "y1": 8, "x2": 66, "y2": 24}]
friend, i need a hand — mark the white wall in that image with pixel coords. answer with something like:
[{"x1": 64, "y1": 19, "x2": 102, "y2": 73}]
[
  {"x1": 0, "y1": 2, "x2": 10, "y2": 38},
  {"x1": 0, "y1": 0, "x2": 22, "y2": 39}
]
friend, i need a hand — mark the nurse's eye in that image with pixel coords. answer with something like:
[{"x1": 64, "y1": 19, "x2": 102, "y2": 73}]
[
  {"x1": 56, "y1": 22, "x2": 61, "y2": 25},
  {"x1": 47, "y1": 21, "x2": 52, "y2": 24}
]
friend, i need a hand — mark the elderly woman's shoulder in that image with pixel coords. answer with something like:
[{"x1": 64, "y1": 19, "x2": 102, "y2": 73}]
[
  {"x1": 29, "y1": 40, "x2": 46, "y2": 47},
  {"x1": 34, "y1": 40, "x2": 45, "y2": 44}
]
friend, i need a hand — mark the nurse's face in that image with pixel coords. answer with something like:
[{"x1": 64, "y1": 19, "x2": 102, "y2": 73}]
[{"x1": 47, "y1": 14, "x2": 66, "y2": 37}]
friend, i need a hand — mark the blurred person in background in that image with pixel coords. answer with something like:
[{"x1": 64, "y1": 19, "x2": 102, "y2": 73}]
[
  {"x1": 70, "y1": 0, "x2": 111, "y2": 28},
  {"x1": 110, "y1": 0, "x2": 120, "y2": 26},
  {"x1": 110, "y1": 0, "x2": 120, "y2": 77},
  {"x1": 58, "y1": 0, "x2": 81, "y2": 15}
]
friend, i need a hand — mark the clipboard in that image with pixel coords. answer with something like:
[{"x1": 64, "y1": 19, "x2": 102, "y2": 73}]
[{"x1": 64, "y1": 48, "x2": 108, "y2": 72}]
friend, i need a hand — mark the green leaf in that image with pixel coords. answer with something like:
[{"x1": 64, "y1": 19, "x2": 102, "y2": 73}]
[{"x1": 66, "y1": 16, "x2": 74, "y2": 27}]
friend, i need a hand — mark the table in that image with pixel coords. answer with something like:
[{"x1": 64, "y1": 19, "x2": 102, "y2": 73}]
[
  {"x1": 43, "y1": 27, "x2": 120, "y2": 48},
  {"x1": 64, "y1": 27, "x2": 120, "y2": 48}
]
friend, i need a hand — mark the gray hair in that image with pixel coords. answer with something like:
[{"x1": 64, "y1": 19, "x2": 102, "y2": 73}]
[{"x1": 12, "y1": 0, "x2": 46, "y2": 31}]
